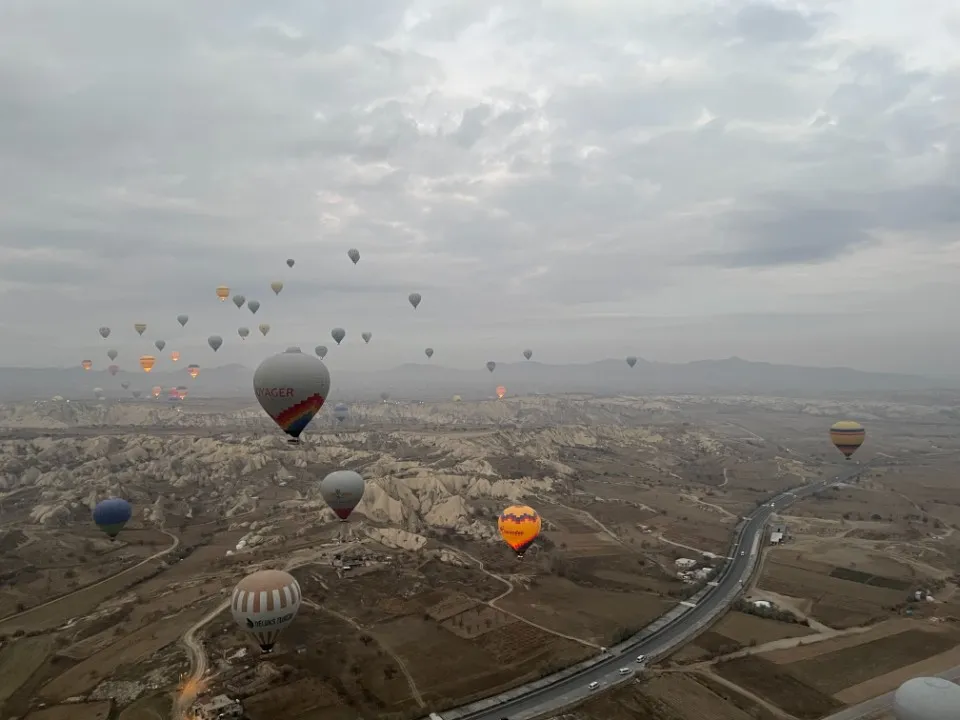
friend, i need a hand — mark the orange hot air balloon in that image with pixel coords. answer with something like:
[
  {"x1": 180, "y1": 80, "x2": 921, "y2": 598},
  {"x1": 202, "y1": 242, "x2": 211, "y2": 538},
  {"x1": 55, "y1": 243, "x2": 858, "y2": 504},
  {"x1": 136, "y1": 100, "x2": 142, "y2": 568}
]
[
  {"x1": 187, "y1": 364, "x2": 200, "y2": 379},
  {"x1": 170, "y1": 351, "x2": 180, "y2": 363},
  {"x1": 830, "y1": 421, "x2": 866, "y2": 460},
  {"x1": 81, "y1": 360, "x2": 93, "y2": 371},
  {"x1": 151, "y1": 385, "x2": 162, "y2": 398},
  {"x1": 139, "y1": 355, "x2": 156, "y2": 373},
  {"x1": 216, "y1": 286, "x2": 230, "y2": 302},
  {"x1": 498, "y1": 505, "x2": 542, "y2": 559},
  {"x1": 496, "y1": 385, "x2": 506, "y2": 399}
]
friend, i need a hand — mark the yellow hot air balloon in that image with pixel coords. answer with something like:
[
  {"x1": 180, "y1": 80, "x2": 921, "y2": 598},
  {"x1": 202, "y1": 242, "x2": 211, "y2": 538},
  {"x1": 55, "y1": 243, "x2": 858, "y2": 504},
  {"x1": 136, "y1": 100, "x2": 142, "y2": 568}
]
[
  {"x1": 81, "y1": 360, "x2": 93, "y2": 371},
  {"x1": 170, "y1": 351, "x2": 180, "y2": 363},
  {"x1": 151, "y1": 385, "x2": 162, "y2": 398},
  {"x1": 452, "y1": 395, "x2": 462, "y2": 402},
  {"x1": 496, "y1": 385, "x2": 506, "y2": 400},
  {"x1": 498, "y1": 505, "x2": 542, "y2": 559},
  {"x1": 139, "y1": 355, "x2": 156, "y2": 373},
  {"x1": 830, "y1": 421, "x2": 865, "y2": 460},
  {"x1": 216, "y1": 286, "x2": 230, "y2": 302}
]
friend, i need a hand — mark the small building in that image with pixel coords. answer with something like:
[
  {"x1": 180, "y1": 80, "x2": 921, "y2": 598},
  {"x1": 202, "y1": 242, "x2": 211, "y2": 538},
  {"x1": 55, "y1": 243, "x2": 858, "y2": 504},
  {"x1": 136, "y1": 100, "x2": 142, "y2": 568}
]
[
  {"x1": 675, "y1": 558, "x2": 697, "y2": 569},
  {"x1": 753, "y1": 600, "x2": 772, "y2": 609},
  {"x1": 196, "y1": 695, "x2": 243, "y2": 720},
  {"x1": 770, "y1": 532, "x2": 783, "y2": 545}
]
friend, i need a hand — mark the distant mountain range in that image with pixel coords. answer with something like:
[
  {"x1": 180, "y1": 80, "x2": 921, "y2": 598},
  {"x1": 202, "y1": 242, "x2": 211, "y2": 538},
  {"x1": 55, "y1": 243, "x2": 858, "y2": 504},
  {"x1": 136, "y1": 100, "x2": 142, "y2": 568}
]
[{"x1": 0, "y1": 357, "x2": 951, "y2": 402}]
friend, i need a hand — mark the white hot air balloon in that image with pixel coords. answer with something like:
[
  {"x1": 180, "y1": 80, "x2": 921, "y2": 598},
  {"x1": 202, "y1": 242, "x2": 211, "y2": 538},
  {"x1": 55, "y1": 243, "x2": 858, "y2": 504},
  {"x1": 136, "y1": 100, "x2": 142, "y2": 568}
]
[{"x1": 231, "y1": 569, "x2": 302, "y2": 653}]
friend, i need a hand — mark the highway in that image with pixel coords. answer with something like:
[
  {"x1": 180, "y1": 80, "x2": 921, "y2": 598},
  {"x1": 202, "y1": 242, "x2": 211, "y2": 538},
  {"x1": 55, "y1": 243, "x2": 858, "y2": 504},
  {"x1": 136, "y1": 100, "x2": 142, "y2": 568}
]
[{"x1": 431, "y1": 467, "x2": 862, "y2": 720}]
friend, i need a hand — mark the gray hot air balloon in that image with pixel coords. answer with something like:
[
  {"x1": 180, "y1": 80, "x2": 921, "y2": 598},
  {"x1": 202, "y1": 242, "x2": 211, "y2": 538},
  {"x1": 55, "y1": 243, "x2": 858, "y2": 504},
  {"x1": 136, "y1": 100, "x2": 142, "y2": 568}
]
[
  {"x1": 270, "y1": 281, "x2": 283, "y2": 295},
  {"x1": 177, "y1": 314, "x2": 189, "y2": 327},
  {"x1": 248, "y1": 300, "x2": 261, "y2": 314},
  {"x1": 107, "y1": 349, "x2": 118, "y2": 361},
  {"x1": 99, "y1": 327, "x2": 111, "y2": 339},
  {"x1": 626, "y1": 356, "x2": 637, "y2": 368},
  {"x1": 320, "y1": 470, "x2": 365, "y2": 521},
  {"x1": 523, "y1": 349, "x2": 533, "y2": 360},
  {"x1": 132, "y1": 390, "x2": 142, "y2": 398},
  {"x1": 238, "y1": 327, "x2": 250, "y2": 339},
  {"x1": 380, "y1": 392, "x2": 389, "y2": 402},
  {"x1": 425, "y1": 347, "x2": 434, "y2": 359},
  {"x1": 155, "y1": 340, "x2": 166, "y2": 352},
  {"x1": 408, "y1": 292, "x2": 422, "y2": 310},
  {"x1": 331, "y1": 328, "x2": 345, "y2": 345},
  {"x1": 259, "y1": 323, "x2": 270, "y2": 336},
  {"x1": 486, "y1": 361, "x2": 496, "y2": 373},
  {"x1": 361, "y1": 332, "x2": 372, "y2": 344},
  {"x1": 347, "y1": 248, "x2": 360, "y2": 265},
  {"x1": 333, "y1": 403, "x2": 348, "y2": 423},
  {"x1": 233, "y1": 294, "x2": 246, "y2": 309},
  {"x1": 315, "y1": 345, "x2": 328, "y2": 359},
  {"x1": 121, "y1": 381, "x2": 130, "y2": 390},
  {"x1": 286, "y1": 258, "x2": 295, "y2": 268},
  {"x1": 208, "y1": 335, "x2": 223, "y2": 352},
  {"x1": 253, "y1": 349, "x2": 330, "y2": 441}
]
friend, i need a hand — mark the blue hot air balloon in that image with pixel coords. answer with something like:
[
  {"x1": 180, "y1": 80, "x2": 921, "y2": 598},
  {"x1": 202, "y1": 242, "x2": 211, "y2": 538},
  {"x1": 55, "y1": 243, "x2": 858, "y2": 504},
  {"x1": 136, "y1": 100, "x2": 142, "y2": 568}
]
[
  {"x1": 333, "y1": 403, "x2": 349, "y2": 424},
  {"x1": 93, "y1": 498, "x2": 132, "y2": 540}
]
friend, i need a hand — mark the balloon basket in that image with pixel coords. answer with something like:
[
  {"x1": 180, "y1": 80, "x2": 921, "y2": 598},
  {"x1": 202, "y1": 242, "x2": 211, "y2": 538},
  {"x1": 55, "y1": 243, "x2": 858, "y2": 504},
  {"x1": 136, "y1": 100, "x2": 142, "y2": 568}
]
[{"x1": 286, "y1": 438, "x2": 301, "y2": 445}]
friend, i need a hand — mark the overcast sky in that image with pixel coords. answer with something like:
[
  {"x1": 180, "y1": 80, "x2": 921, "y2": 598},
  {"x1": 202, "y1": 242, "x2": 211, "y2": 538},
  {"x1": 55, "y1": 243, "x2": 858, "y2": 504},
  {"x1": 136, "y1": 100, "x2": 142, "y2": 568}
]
[{"x1": 1, "y1": 0, "x2": 958, "y2": 376}]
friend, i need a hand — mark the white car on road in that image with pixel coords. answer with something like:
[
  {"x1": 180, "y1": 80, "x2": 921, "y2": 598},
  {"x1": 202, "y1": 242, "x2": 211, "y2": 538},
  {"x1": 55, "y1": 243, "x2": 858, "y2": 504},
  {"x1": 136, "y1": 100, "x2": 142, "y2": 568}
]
[{"x1": 588, "y1": 681, "x2": 600, "y2": 691}]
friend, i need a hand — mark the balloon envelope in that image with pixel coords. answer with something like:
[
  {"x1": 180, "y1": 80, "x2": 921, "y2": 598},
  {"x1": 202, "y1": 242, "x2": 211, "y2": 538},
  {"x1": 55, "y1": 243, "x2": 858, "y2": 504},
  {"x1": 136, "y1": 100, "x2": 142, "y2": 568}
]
[
  {"x1": 170, "y1": 351, "x2": 180, "y2": 362},
  {"x1": 523, "y1": 349, "x2": 533, "y2": 360},
  {"x1": 496, "y1": 385, "x2": 506, "y2": 399},
  {"x1": 108, "y1": 365, "x2": 119, "y2": 376},
  {"x1": 233, "y1": 294, "x2": 246, "y2": 308},
  {"x1": 139, "y1": 355, "x2": 156, "y2": 373},
  {"x1": 134, "y1": 323, "x2": 146, "y2": 336},
  {"x1": 99, "y1": 326, "x2": 111, "y2": 339},
  {"x1": 830, "y1": 421, "x2": 865, "y2": 459},
  {"x1": 259, "y1": 324, "x2": 270, "y2": 336},
  {"x1": 425, "y1": 348, "x2": 434, "y2": 358},
  {"x1": 177, "y1": 314, "x2": 189, "y2": 327},
  {"x1": 107, "y1": 349, "x2": 118, "y2": 361},
  {"x1": 626, "y1": 356, "x2": 637, "y2": 368},
  {"x1": 248, "y1": 300, "x2": 260, "y2": 314},
  {"x1": 239, "y1": 327, "x2": 250, "y2": 338},
  {"x1": 362, "y1": 332, "x2": 372, "y2": 344},
  {"x1": 155, "y1": 340, "x2": 165, "y2": 351},
  {"x1": 81, "y1": 360, "x2": 93, "y2": 371},
  {"x1": 408, "y1": 292, "x2": 422, "y2": 309},
  {"x1": 270, "y1": 281, "x2": 283, "y2": 295},
  {"x1": 320, "y1": 470, "x2": 365, "y2": 520},
  {"x1": 498, "y1": 505, "x2": 541, "y2": 557},
  {"x1": 315, "y1": 345, "x2": 328, "y2": 359},
  {"x1": 93, "y1": 498, "x2": 132, "y2": 539},
  {"x1": 331, "y1": 328, "x2": 345, "y2": 344},
  {"x1": 333, "y1": 403, "x2": 348, "y2": 422},
  {"x1": 216, "y1": 286, "x2": 229, "y2": 301},
  {"x1": 348, "y1": 248, "x2": 360, "y2": 264},
  {"x1": 253, "y1": 351, "x2": 331, "y2": 439},
  {"x1": 208, "y1": 335, "x2": 223, "y2": 351},
  {"x1": 486, "y1": 361, "x2": 496, "y2": 373},
  {"x1": 286, "y1": 258, "x2": 295, "y2": 268},
  {"x1": 231, "y1": 569, "x2": 301, "y2": 652}
]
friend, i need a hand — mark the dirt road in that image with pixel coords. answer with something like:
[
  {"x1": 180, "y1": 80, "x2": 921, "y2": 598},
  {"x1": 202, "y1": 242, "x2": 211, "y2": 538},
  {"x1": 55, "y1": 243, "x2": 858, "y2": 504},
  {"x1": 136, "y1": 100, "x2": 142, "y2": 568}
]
[{"x1": 173, "y1": 599, "x2": 230, "y2": 719}]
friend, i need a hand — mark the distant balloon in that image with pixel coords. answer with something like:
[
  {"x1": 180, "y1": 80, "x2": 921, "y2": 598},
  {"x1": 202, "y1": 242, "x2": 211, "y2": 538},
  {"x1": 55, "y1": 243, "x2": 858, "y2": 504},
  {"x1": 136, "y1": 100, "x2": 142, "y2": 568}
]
[
  {"x1": 93, "y1": 498, "x2": 132, "y2": 541},
  {"x1": 315, "y1": 345, "x2": 328, "y2": 359},
  {"x1": 347, "y1": 248, "x2": 360, "y2": 265},
  {"x1": 498, "y1": 505, "x2": 541, "y2": 559},
  {"x1": 155, "y1": 340, "x2": 166, "y2": 352},
  {"x1": 81, "y1": 360, "x2": 93, "y2": 371},
  {"x1": 238, "y1": 327, "x2": 250, "y2": 340},
  {"x1": 253, "y1": 349, "x2": 330, "y2": 441},
  {"x1": 333, "y1": 403, "x2": 348, "y2": 423},
  {"x1": 286, "y1": 258, "x2": 295, "y2": 268},
  {"x1": 151, "y1": 385, "x2": 162, "y2": 398},
  {"x1": 99, "y1": 327, "x2": 111, "y2": 339},
  {"x1": 626, "y1": 356, "x2": 637, "y2": 368},
  {"x1": 523, "y1": 349, "x2": 533, "y2": 361},
  {"x1": 170, "y1": 351, "x2": 180, "y2": 363},
  {"x1": 187, "y1": 364, "x2": 200, "y2": 379},
  {"x1": 425, "y1": 348, "x2": 434, "y2": 359},
  {"x1": 331, "y1": 328, "x2": 345, "y2": 345},
  {"x1": 452, "y1": 395, "x2": 462, "y2": 402},
  {"x1": 139, "y1": 356, "x2": 155, "y2": 373},
  {"x1": 121, "y1": 381, "x2": 129, "y2": 390},
  {"x1": 380, "y1": 392, "x2": 390, "y2": 402},
  {"x1": 233, "y1": 294, "x2": 246, "y2": 309},
  {"x1": 177, "y1": 385, "x2": 188, "y2": 400},
  {"x1": 216, "y1": 286, "x2": 230, "y2": 302},
  {"x1": 408, "y1": 292, "x2": 422, "y2": 310},
  {"x1": 259, "y1": 323, "x2": 270, "y2": 337},
  {"x1": 107, "y1": 349, "x2": 118, "y2": 361},
  {"x1": 320, "y1": 470, "x2": 365, "y2": 521},
  {"x1": 231, "y1": 569, "x2": 302, "y2": 653},
  {"x1": 208, "y1": 335, "x2": 223, "y2": 351},
  {"x1": 496, "y1": 385, "x2": 506, "y2": 399},
  {"x1": 177, "y1": 314, "x2": 189, "y2": 327},
  {"x1": 132, "y1": 390, "x2": 142, "y2": 398},
  {"x1": 361, "y1": 332, "x2": 372, "y2": 344},
  {"x1": 93, "y1": 387, "x2": 105, "y2": 398},
  {"x1": 134, "y1": 323, "x2": 147, "y2": 336},
  {"x1": 486, "y1": 361, "x2": 496, "y2": 373},
  {"x1": 108, "y1": 365, "x2": 119, "y2": 376},
  {"x1": 270, "y1": 281, "x2": 283, "y2": 295},
  {"x1": 248, "y1": 300, "x2": 261, "y2": 314},
  {"x1": 830, "y1": 421, "x2": 866, "y2": 460}
]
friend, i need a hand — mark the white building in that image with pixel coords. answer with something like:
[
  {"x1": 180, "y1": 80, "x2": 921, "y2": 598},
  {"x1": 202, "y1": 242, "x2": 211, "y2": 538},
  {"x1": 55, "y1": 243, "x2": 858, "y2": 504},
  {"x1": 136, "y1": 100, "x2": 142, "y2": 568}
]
[
  {"x1": 196, "y1": 695, "x2": 243, "y2": 720},
  {"x1": 769, "y1": 532, "x2": 783, "y2": 545},
  {"x1": 675, "y1": 558, "x2": 697, "y2": 569}
]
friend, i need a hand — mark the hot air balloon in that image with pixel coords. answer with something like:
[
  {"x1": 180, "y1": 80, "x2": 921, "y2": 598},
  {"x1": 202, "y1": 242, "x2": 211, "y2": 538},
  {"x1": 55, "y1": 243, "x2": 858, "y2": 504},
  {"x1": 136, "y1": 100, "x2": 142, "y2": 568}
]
[
  {"x1": 259, "y1": 323, "x2": 270, "y2": 337},
  {"x1": 132, "y1": 390, "x2": 142, "y2": 398},
  {"x1": 248, "y1": 300, "x2": 261, "y2": 314},
  {"x1": 93, "y1": 387, "x2": 105, "y2": 400},
  {"x1": 286, "y1": 258, "x2": 295, "y2": 268},
  {"x1": 408, "y1": 292, "x2": 421, "y2": 309},
  {"x1": 93, "y1": 498, "x2": 132, "y2": 541},
  {"x1": 893, "y1": 677, "x2": 960, "y2": 720},
  {"x1": 177, "y1": 385, "x2": 188, "y2": 400},
  {"x1": 140, "y1": 356, "x2": 155, "y2": 373},
  {"x1": 81, "y1": 360, "x2": 93, "y2": 371},
  {"x1": 170, "y1": 351, "x2": 180, "y2": 363},
  {"x1": 361, "y1": 332, "x2": 372, "y2": 344},
  {"x1": 231, "y1": 570, "x2": 302, "y2": 653},
  {"x1": 333, "y1": 403, "x2": 348, "y2": 423},
  {"x1": 496, "y1": 385, "x2": 506, "y2": 399},
  {"x1": 320, "y1": 470, "x2": 365, "y2": 521},
  {"x1": 331, "y1": 328, "x2": 345, "y2": 345},
  {"x1": 177, "y1": 314, "x2": 189, "y2": 327},
  {"x1": 151, "y1": 385, "x2": 162, "y2": 398},
  {"x1": 108, "y1": 365, "x2": 119, "y2": 376},
  {"x1": 233, "y1": 294, "x2": 246, "y2": 309},
  {"x1": 99, "y1": 326, "x2": 111, "y2": 339},
  {"x1": 348, "y1": 248, "x2": 360, "y2": 264},
  {"x1": 216, "y1": 286, "x2": 230, "y2": 302},
  {"x1": 155, "y1": 340, "x2": 166, "y2": 352},
  {"x1": 187, "y1": 365, "x2": 200, "y2": 379},
  {"x1": 486, "y1": 361, "x2": 496, "y2": 373},
  {"x1": 239, "y1": 327, "x2": 250, "y2": 340},
  {"x1": 134, "y1": 323, "x2": 146, "y2": 336},
  {"x1": 208, "y1": 335, "x2": 223, "y2": 351},
  {"x1": 107, "y1": 349, "x2": 118, "y2": 361},
  {"x1": 270, "y1": 281, "x2": 283, "y2": 295},
  {"x1": 452, "y1": 395, "x2": 462, "y2": 402},
  {"x1": 830, "y1": 421, "x2": 865, "y2": 460},
  {"x1": 626, "y1": 356, "x2": 637, "y2": 368},
  {"x1": 315, "y1": 345, "x2": 328, "y2": 359},
  {"x1": 498, "y1": 505, "x2": 541, "y2": 559},
  {"x1": 253, "y1": 348, "x2": 330, "y2": 442},
  {"x1": 121, "y1": 381, "x2": 129, "y2": 390},
  {"x1": 523, "y1": 349, "x2": 533, "y2": 360},
  {"x1": 380, "y1": 392, "x2": 390, "y2": 402},
  {"x1": 167, "y1": 388, "x2": 180, "y2": 402},
  {"x1": 425, "y1": 348, "x2": 434, "y2": 359}
]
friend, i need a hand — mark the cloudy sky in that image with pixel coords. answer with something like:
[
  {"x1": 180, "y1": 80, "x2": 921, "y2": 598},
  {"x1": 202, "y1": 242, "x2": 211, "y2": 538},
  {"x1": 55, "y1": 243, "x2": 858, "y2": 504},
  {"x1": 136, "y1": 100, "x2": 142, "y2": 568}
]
[{"x1": 1, "y1": 0, "x2": 958, "y2": 376}]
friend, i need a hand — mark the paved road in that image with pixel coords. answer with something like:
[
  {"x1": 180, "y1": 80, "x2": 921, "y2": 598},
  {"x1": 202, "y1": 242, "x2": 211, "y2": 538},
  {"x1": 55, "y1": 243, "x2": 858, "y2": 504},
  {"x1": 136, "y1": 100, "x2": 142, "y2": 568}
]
[
  {"x1": 434, "y1": 466, "x2": 863, "y2": 720},
  {"x1": 822, "y1": 665, "x2": 960, "y2": 720}
]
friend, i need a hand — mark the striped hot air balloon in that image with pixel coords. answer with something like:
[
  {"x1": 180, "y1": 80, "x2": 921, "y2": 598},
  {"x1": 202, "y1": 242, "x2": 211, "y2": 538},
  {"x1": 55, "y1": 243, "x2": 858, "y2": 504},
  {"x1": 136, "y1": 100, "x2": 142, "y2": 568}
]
[
  {"x1": 139, "y1": 355, "x2": 156, "y2": 373},
  {"x1": 830, "y1": 421, "x2": 865, "y2": 460},
  {"x1": 231, "y1": 570, "x2": 302, "y2": 652},
  {"x1": 498, "y1": 505, "x2": 542, "y2": 559},
  {"x1": 170, "y1": 351, "x2": 180, "y2": 363}
]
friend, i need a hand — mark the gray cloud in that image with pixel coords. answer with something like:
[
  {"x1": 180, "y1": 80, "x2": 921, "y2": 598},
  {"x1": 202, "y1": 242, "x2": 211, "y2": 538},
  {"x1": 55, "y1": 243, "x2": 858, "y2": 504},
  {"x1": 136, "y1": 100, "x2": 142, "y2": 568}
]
[{"x1": 1, "y1": 0, "x2": 959, "y2": 375}]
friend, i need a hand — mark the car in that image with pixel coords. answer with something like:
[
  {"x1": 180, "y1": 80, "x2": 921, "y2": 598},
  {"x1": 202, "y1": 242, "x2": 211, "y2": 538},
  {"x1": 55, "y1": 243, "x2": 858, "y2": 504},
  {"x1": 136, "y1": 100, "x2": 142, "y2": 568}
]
[
  {"x1": 588, "y1": 681, "x2": 600, "y2": 691},
  {"x1": 619, "y1": 667, "x2": 631, "y2": 675},
  {"x1": 636, "y1": 654, "x2": 646, "y2": 663},
  {"x1": 740, "y1": 551, "x2": 745, "y2": 556}
]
